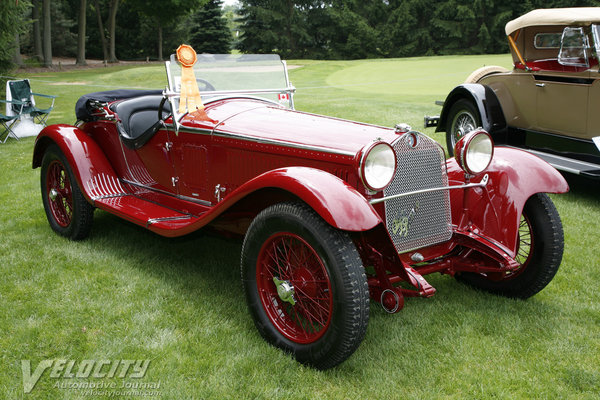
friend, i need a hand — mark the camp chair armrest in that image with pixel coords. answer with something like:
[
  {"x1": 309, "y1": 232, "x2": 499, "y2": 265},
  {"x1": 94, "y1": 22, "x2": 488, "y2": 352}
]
[
  {"x1": 32, "y1": 92, "x2": 57, "y2": 99},
  {"x1": 0, "y1": 99, "x2": 25, "y2": 104}
]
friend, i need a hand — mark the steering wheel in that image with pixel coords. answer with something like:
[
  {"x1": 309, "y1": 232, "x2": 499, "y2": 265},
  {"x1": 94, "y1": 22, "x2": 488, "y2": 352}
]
[
  {"x1": 157, "y1": 96, "x2": 172, "y2": 122},
  {"x1": 197, "y1": 78, "x2": 216, "y2": 91}
]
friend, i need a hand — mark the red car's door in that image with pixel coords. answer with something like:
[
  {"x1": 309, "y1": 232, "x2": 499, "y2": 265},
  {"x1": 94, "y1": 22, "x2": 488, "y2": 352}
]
[
  {"x1": 169, "y1": 116, "x2": 217, "y2": 204},
  {"x1": 127, "y1": 128, "x2": 179, "y2": 194}
]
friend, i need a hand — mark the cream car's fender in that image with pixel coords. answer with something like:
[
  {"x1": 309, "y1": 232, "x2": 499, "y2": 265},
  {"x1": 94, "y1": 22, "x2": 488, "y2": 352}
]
[{"x1": 437, "y1": 83, "x2": 507, "y2": 137}]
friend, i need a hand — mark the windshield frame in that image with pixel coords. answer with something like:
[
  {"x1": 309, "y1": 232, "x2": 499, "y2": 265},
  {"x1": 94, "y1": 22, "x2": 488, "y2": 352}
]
[{"x1": 163, "y1": 54, "x2": 296, "y2": 130}]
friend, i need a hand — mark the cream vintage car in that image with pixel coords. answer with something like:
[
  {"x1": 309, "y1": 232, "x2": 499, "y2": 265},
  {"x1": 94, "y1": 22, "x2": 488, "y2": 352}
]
[{"x1": 431, "y1": 7, "x2": 600, "y2": 178}]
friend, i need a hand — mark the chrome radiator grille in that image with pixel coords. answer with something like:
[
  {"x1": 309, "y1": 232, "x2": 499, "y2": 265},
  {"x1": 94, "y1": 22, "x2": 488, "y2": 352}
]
[{"x1": 383, "y1": 134, "x2": 452, "y2": 254}]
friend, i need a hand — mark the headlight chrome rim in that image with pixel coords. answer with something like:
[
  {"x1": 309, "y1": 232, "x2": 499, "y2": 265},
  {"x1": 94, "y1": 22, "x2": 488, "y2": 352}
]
[
  {"x1": 455, "y1": 129, "x2": 494, "y2": 175},
  {"x1": 359, "y1": 142, "x2": 397, "y2": 191}
]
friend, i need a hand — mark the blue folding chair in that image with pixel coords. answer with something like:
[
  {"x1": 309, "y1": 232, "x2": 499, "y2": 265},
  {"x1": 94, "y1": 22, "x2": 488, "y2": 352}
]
[
  {"x1": 7, "y1": 79, "x2": 56, "y2": 126},
  {"x1": 0, "y1": 99, "x2": 24, "y2": 143}
]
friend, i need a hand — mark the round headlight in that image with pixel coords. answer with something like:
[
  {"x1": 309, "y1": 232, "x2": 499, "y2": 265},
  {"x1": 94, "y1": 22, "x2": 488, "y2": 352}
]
[
  {"x1": 359, "y1": 142, "x2": 396, "y2": 191},
  {"x1": 454, "y1": 129, "x2": 494, "y2": 175}
]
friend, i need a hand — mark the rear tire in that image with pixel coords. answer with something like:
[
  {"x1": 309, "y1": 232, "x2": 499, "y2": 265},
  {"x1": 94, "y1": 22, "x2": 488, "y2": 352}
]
[
  {"x1": 41, "y1": 144, "x2": 94, "y2": 240},
  {"x1": 241, "y1": 202, "x2": 369, "y2": 369},
  {"x1": 456, "y1": 193, "x2": 563, "y2": 299}
]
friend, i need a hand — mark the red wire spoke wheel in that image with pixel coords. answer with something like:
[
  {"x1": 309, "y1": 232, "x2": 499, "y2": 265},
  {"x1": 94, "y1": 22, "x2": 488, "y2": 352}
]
[
  {"x1": 256, "y1": 232, "x2": 333, "y2": 344},
  {"x1": 507, "y1": 213, "x2": 535, "y2": 279},
  {"x1": 46, "y1": 160, "x2": 73, "y2": 227},
  {"x1": 40, "y1": 144, "x2": 94, "y2": 240},
  {"x1": 241, "y1": 202, "x2": 369, "y2": 369},
  {"x1": 456, "y1": 193, "x2": 563, "y2": 299}
]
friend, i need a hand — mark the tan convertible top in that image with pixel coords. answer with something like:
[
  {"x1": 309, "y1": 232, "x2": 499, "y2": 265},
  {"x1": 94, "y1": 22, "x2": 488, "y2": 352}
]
[{"x1": 505, "y1": 7, "x2": 600, "y2": 35}]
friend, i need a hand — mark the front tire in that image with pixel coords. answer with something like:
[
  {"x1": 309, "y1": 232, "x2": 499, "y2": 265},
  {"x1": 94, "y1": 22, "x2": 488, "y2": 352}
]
[
  {"x1": 456, "y1": 193, "x2": 563, "y2": 299},
  {"x1": 445, "y1": 98, "x2": 480, "y2": 156},
  {"x1": 241, "y1": 202, "x2": 369, "y2": 369},
  {"x1": 41, "y1": 144, "x2": 94, "y2": 240}
]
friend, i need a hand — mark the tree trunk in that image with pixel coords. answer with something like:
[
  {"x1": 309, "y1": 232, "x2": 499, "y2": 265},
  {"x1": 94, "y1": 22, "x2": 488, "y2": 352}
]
[
  {"x1": 107, "y1": 0, "x2": 119, "y2": 63},
  {"x1": 76, "y1": 0, "x2": 87, "y2": 65},
  {"x1": 32, "y1": 0, "x2": 43, "y2": 61},
  {"x1": 13, "y1": 33, "x2": 24, "y2": 67},
  {"x1": 285, "y1": 0, "x2": 296, "y2": 56},
  {"x1": 157, "y1": 23, "x2": 163, "y2": 61},
  {"x1": 93, "y1": 0, "x2": 108, "y2": 61},
  {"x1": 42, "y1": 0, "x2": 52, "y2": 67}
]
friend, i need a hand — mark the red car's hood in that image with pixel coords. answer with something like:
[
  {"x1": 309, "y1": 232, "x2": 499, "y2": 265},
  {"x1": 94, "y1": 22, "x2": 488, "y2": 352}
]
[{"x1": 204, "y1": 99, "x2": 398, "y2": 156}]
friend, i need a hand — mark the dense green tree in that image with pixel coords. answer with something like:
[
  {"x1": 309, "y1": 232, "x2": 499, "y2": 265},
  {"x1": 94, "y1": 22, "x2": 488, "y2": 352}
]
[
  {"x1": 0, "y1": 1, "x2": 30, "y2": 74},
  {"x1": 381, "y1": 0, "x2": 436, "y2": 57},
  {"x1": 237, "y1": 0, "x2": 314, "y2": 58},
  {"x1": 311, "y1": 4, "x2": 381, "y2": 59},
  {"x1": 32, "y1": 0, "x2": 43, "y2": 61},
  {"x1": 223, "y1": 3, "x2": 242, "y2": 49},
  {"x1": 189, "y1": 0, "x2": 232, "y2": 54},
  {"x1": 91, "y1": 0, "x2": 108, "y2": 60},
  {"x1": 49, "y1": 0, "x2": 78, "y2": 58},
  {"x1": 128, "y1": 0, "x2": 205, "y2": 61},
  {"x1": 14, "y1": 0, "x2": 600, "y2": 64}
]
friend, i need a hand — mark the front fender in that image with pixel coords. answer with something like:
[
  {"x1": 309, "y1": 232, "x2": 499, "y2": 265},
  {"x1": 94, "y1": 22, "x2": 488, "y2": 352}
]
[
  {"x1": 212, "y1": 167, "x2": 382, "y2": 232},
  {"x1": 33, "y1": 124, "x2": 118, "y2": 202},
  {"x1": 437, "y1": 83, "x2": 507, "y2": 136},
  {"x1": 447, "y1": 146, "x2": 568, "y2": 255}
]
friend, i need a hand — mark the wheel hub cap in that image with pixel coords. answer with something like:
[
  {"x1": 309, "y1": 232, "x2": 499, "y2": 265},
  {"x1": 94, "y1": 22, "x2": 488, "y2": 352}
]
[
  {"x1": 273, "y1": 277, "x2": 296, "y2": 306},
  {"x1": 49, "y1": 188, "x2": 58, "y2": 201}
]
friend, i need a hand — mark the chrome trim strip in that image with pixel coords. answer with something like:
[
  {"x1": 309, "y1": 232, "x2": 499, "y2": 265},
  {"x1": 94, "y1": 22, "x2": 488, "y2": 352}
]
[
  {"x1": 121, "y1": 179, "x2": 213, "y2": 207},
  {"x1": 281, "y1": 60, "x2": 295, "y2": 110},
  {"x1": 165, "y1": 60, "x2": 173, "y2": 92},
  {"x1": 175, "y1": 127, "x2": 213, "y2": 136},
  {"x1": 178, "y1": 194, "x2": 212, "y2": 206},
  {"x1": 92, "y1": 193, "x2": 129, "y2": 201},
  {"x1": 205, "y1": 95, "x2": 283, "y2": 108},
  {"x1": 211, "y1": 130, "x2": 356, "y2": 157},
  {"x1": 164, "y1": 87, "x2": 296, "y2": 98},
  {"x1": 147, "y1": 215, "x2": 196, "y2": 227},
  {"x1": 370, "y1": 174, "x2": 488, "y2": 205}
]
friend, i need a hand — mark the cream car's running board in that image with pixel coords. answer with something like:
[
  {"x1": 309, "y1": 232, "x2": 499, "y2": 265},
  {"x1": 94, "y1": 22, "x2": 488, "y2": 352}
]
[{"x1": 523, "y1": 148, "x2": 600, "y2": 178}]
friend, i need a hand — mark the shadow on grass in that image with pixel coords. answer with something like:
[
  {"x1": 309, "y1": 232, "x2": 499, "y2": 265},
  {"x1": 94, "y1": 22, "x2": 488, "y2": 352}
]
[
  {"x1": 562, "y1": 173, "x2": 600, "y2": 203},
  {"x1": 85, "y1": 209, "x2": 564, "y2": 376},
  {"x1": 90, "y1": 210, "x2": 244, "y2": 304}
]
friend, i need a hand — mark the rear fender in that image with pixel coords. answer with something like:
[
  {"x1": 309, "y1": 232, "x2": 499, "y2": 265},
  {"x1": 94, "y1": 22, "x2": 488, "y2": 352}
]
[
  {"x1": 437, "y1": 84, "x2": 507, "y2": 136},
  {"x1": 447, "y1": 146, "x2": 568, "y2": 255},
  {"x1": 33, "y1": 124, "x2": 122, "y2": 202},
  {"x1": 213, "y1": 167, "x2": 382, "y2": 232}
]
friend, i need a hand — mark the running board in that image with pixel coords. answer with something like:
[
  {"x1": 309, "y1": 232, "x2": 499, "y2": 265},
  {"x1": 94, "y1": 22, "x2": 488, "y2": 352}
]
[
  {"x1": 94, "y1": 194, "x2": 198, "y2": 232},
  {"x1": 524, "y1": 148, "x2": 600, "y2": 178}
]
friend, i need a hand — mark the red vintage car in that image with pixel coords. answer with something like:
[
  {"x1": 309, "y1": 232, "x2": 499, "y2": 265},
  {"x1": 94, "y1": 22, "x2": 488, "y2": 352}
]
[{"x1": 33, "y1": 46, "x2": 568, "y2": 369}]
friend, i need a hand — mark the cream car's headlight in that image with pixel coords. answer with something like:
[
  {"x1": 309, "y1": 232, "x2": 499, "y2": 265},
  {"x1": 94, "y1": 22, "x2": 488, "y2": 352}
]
[
  {"x1": 455, "y1": 129, "x2": 494, "y2": 175},
  {"x1": 359, "y1": 142, "x2": 396, "y2": 191}
]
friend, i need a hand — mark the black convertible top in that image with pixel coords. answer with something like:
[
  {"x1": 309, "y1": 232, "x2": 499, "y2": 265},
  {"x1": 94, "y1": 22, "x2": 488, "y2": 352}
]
[{"x1": 75, "y1": 89, "x2": 162, "y2": 121}]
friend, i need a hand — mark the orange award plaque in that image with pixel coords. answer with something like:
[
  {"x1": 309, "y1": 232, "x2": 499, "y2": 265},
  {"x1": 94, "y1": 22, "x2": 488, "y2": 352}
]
[{"x1": 176, "y1": 44, "x2": 212, "y2": 122}]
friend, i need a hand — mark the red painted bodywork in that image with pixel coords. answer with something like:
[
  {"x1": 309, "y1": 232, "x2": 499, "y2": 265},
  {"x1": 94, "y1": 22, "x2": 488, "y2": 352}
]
[{"x1": 33, "y1": 96, "x2": 568, "y2": 310}]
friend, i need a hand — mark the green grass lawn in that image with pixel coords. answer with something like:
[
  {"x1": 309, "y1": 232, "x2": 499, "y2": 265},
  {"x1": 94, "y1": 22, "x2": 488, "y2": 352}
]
[{"x1": 1, "y1": 54, "x2": 599, "y2": 399}]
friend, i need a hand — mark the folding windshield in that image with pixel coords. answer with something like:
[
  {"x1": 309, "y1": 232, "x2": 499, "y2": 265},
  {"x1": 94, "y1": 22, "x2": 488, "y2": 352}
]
[
  {"x1": 558, "y1": 27, "x2": 589, "y2": 67},
  {"x1": 593, "y1": 25, "x2": 600, "y2": 56},
  {"x1": 165, "y1": 53, "x2": 295, "y2": 115}
]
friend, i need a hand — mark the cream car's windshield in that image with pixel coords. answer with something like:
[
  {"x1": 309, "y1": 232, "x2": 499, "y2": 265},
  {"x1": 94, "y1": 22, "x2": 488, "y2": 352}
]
[
  {"x1": 165, "y1": 53, "x2": 294, "y2": 113},
  {"x1": 592, "y1": 25, "x2": 600, "y2": 57}
]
